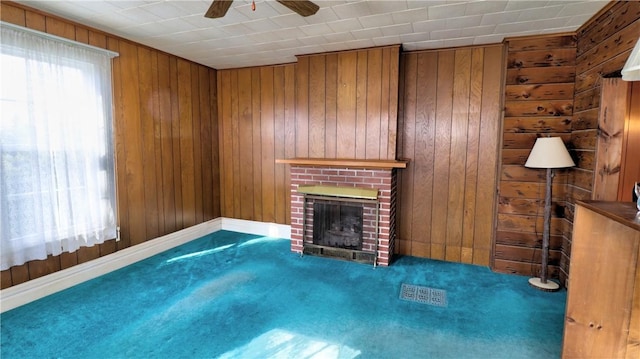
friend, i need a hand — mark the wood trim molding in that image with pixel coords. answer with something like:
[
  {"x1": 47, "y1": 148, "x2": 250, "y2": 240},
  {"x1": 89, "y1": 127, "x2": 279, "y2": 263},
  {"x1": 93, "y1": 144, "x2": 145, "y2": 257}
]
[{"x1": 275, "y1": 158, "x2": 408, "y2": 169}]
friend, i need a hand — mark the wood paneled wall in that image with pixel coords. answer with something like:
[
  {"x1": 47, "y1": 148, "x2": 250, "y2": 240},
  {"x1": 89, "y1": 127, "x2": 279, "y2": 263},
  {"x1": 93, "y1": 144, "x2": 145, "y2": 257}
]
[
  {"x1": 567, "y1": 1, "x2": 640, "y2": 281},
  {"x1": 217, "y1": 47, "x2": 401, "y2": 224},
  {"x1": 295, "y1": 46, "x2": 400, "y2": 160},
  {"x1": 495, "y1": 1, "x2": 640, "y2": 284},
  {"x1": 396, "y1": 45, "x2": 504, "y2": 266},
  {"x1": 217, "y1": 65, "x2": 295, "y2": 223},
  {"x1": 0, "y1": 2, "x2": 220, "y2": 289},
  {"x1": 573, "y1": 1, "x2": 639, "y2": 202},
  {"x1": 4, "y1": 0, "x2": 637, "y2": 292},
  {"x1": 496, "y1": 34, "x2": 576, "y2": 279}
]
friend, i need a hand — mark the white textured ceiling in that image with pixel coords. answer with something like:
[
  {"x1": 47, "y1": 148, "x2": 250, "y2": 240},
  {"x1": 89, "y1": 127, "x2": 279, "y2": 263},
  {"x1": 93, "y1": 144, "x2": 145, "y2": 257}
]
[{"x1": 14, "y1": 0, "x2": 609, "y2": 69}]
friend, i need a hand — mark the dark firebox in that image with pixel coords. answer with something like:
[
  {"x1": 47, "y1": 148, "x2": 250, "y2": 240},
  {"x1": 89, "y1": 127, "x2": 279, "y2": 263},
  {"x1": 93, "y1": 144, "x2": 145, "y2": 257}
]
[{"x1": 312, "y1": 201, "x2": 363, "y2": 250}]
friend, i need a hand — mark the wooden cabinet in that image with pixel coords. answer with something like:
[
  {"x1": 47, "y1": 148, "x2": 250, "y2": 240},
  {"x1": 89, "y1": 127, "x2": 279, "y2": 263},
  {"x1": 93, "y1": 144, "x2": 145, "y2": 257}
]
[{"x1": 562, "y1": 201, "x2": 640, "y2": 359}]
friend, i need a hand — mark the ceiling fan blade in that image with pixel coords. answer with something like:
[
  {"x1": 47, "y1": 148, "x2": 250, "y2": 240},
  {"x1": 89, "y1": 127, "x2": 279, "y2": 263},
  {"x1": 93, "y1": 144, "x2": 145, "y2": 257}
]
[
  {"x1": 205, "y1": 0, "x2": 233, "y2": 18},
  {"x1": 276, "y1": 0, "x2": 319, "y2": 17}
]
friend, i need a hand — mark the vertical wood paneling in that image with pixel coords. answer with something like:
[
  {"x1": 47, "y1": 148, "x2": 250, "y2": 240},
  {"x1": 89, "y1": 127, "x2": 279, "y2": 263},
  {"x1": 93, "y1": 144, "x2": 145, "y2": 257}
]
[
  {"x1": 431, "y1": 50, "x2": 454, "y2": 261},
  {"x1": 138, "y1": 47, "x2": 160, "y2": 240},
  {"x1": 219, "y1": 71, "x2": 233, "y2": 218},
  {"x1": 355, "y1": 51, "x2": 368, "y2": 159},
  {"x1": 150, "y1": 51, "x2": 164, "y2": 235},
  {"x1": 1, "y1": 2, "x2": 220, "y2": 288},
  {"x1": 474, "y1": 45, "x2": 503, "y2": 266},
  {"x1": 336, "y1": 52, "x2": 358, "y2": 158},
  {"x1": 461, "y1": 47, "x2": 484, "y2": 264},
  {"x1": 210, "y1": 70, "x2": 221, "y2": 221},
  {"x1": 217, "y1": 64, "x2": 297, "y2": 223},
  {"x1": 297, "y1": 46, "x2": 400, "y2": 160},
  {"x1": 25, "y1": 10, "x2": 45, "y2": 31},
  {"x1": 178, "y1": 59, "x2": 196, "y2": 228},
  {"x1": 325, "y1": 54, "x2": 338, "y2": 159},
  {"x1": 7, "y1": 1, "x2": 635, "y2": 291},
  {"x1": 398, "y1": 53, "x2": 417, "y2": 255},
  {"x1": 260, "y1": 67, "x2": 276, "y2": 222},
  {"x1": 238, "y1": 69, "x2": 254, "y2": 220},
  {"x1": 272, "y1": 66, "x2": 293, "y2": 223},
  {"x1": 308, "y1": 56, "x2": 326, "y2": 158},
  {"x1": 169, "y1": 57, "x2": 184, "y2": 231},
  {"x1": 192, "y1": 63, "x2": 204, "y2": 225},
  {"x1": 217, "y1": 46, "x2": 400, "y2": 237},
  {"x1": 230, "y1": 70, "x2": 241, "y2": 218},
  {"x1": 296, "y1": 57, "x2": 310, "y2": 158},
  {"x1": 366, "y1": 48, "x2": 382, "y2": 159},
  {"x1": 45, "y1": 16, "x2": 74, "y2": 39},
  {"x1": 1, "y1": 2, "x2": 26, "y2": 25},
  {"x1": 273, "y1": 66, "x2": 287, "y2": 224},
  {"x1": 412, "y1": 52, "x2": 437, "y2": 257},
  {"x1": 397, "y1": 45, "x2": 503, "y2": 267},
  {"x1": 446, "y1": 49, "x2": 471, "y2": 263},
  {"x1": 386, "y1": 47, "x2": 400, "y2": 161},
  {"x1": 200, "y1": 66, "x2": 214, "y2": 221},
  {"x1": 158, "y1": 53, "x2": 177, "y2": 233},
  {"x1": 380, "y1": 49, "x2": 391, "y2": 160},
  {"x1": 251, "y1": 68, "x2": 262, "y2": 222},
  {"x1": 283, "y1": 65, "x2": 296, "y2": 224},
  {"x1": 121, "y1": 41, "x2": 147, "y2": 245}
]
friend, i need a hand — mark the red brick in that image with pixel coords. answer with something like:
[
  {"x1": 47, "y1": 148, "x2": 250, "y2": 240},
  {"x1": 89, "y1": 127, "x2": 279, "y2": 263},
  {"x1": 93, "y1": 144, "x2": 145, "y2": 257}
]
[
  {"x1": 310, "y1": 175, "x2": 329, "y2": 181},
  {"x1": 362, "y1": 177, "x2": 382, "y2": 185},
  {"x1": 339, "y1": 170, "x2": 357, "y2": 177},
  {"x1": 285, "y1": 165, "x2": 398, "y2": 263}
]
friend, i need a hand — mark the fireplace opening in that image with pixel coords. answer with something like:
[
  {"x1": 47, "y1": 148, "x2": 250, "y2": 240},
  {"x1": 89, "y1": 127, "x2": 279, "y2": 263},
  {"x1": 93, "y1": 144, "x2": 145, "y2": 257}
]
[
  {"x1": 297, "y1": 185, "x2": 380, "y2": 265},
  {"x1": 313, "y1": 201, "x2": 363, "y2": 250}
]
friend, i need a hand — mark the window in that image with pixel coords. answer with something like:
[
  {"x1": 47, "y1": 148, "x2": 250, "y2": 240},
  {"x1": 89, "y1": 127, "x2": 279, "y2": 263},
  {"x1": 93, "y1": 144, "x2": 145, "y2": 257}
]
[{"x1": 0, "y1": 23, "x2": 118, "y2": 270}]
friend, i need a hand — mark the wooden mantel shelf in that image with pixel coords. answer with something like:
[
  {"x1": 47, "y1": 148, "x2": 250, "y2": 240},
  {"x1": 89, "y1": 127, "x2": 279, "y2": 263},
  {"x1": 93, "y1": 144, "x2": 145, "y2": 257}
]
[{"x1": 275, "y1": 158, "x2": 408, "y2": 169}]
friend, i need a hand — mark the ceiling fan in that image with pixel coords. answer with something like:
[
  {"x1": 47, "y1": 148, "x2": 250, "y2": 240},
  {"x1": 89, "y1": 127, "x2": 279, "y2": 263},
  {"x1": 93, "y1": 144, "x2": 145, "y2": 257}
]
[{"x1": 205, "y1": 0, "x2": 320, "y2": 18}]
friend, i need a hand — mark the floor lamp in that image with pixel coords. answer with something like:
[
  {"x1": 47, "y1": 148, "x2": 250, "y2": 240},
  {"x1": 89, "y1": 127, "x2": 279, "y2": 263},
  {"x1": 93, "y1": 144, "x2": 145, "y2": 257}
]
[{"x1": 524, "y1": 137, "x2": 575, "y2": 292}]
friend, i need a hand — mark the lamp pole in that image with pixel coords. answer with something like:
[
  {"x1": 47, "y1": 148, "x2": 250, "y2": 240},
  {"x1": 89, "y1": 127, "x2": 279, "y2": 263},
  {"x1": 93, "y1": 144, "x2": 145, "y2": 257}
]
[
  {"x1": 528, "y1": 166, "x2": 560, "y2": 291},
  {"x1": 540, "y1": 167, "x2": 552, "y2": 284}
]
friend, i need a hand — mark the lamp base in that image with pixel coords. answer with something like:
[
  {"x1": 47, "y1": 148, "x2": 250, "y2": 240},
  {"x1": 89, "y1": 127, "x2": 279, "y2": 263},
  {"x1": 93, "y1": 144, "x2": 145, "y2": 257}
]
[{"x1": 528, "y1": 277, "x2": 560, "y2": 292}]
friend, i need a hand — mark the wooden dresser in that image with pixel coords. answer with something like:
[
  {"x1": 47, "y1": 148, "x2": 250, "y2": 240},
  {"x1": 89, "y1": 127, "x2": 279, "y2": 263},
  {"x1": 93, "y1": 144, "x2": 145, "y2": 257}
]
[{"x1": 562, "y1": 201, "x2": 640, "y2": 358}]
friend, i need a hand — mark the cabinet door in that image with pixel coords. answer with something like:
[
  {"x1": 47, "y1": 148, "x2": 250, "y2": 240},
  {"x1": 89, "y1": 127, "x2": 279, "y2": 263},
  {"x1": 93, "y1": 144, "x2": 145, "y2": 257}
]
[{"x1": 562, "y1": 206, "x2": 640, "y2": 358}]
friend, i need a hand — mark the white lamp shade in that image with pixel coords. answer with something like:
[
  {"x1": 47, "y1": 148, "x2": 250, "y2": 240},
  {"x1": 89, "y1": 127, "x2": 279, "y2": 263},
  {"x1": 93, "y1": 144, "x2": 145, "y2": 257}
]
[
  {"x1": 622, "y1": 37, "x2": 640, "y2": 81},
  {"x1": 524, "y1": 137, "x2": 575, "y2": 169}
]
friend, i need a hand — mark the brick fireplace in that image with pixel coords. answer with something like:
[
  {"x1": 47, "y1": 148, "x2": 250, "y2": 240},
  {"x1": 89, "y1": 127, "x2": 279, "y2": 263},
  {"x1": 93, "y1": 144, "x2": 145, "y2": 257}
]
[{"x1": 277, "y1": 159, "x2": 407, "y2": 266}]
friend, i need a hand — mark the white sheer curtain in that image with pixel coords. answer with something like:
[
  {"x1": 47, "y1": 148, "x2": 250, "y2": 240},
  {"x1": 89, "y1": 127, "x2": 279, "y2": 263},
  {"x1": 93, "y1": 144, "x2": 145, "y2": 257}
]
[{"x1": 0, "y1": 23, "x2": 118, "y2": 270}]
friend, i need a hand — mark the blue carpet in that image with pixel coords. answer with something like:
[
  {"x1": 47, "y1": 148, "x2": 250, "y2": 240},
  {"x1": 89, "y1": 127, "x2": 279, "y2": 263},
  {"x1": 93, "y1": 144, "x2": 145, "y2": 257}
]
[{"x1": 1, "y1": 231, "x2": 566, "y2": 358}]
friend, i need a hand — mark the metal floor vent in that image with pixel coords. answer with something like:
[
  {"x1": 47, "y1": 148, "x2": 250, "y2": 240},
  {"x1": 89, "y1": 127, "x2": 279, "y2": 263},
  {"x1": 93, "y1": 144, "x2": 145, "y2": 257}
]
[{"x1": 400, "y1": 283, "x2": 447, "y2": 307}]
